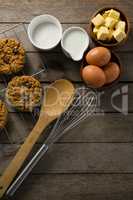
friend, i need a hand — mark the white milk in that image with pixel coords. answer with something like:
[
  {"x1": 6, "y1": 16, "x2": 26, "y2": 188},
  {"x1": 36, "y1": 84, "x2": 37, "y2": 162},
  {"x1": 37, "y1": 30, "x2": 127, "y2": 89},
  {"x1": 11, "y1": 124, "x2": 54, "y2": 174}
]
[
  {"x1": 62, "y1": 29, "x2": 89, "y2": 61},
  {"x1": 32, "y1": 22, "x2": 61, "y2": 49}
]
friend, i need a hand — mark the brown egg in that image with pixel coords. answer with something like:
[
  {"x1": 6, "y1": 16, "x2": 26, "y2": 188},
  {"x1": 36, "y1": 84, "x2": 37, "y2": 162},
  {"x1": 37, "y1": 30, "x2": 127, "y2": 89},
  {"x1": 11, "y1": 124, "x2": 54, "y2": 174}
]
[
  {"x1": 82, "y1": 65, "x2": 106, "y2": 88},
  {"x1": 104, "y1": 62, "x2": 120, "y2": 84},
  {"x1": 86, "y1": 47, "x2": 111, "y2": 67}
]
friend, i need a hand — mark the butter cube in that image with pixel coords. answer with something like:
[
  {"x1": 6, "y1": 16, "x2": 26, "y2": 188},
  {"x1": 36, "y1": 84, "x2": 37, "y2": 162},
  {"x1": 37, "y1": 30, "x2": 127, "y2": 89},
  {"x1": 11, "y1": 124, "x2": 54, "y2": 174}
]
[
  {"x1": 108, "y1": 29, "x2": 113, "y2": 40},
  {"x1": 105, "y1": 10, "x2": 110, "y2": 14},
  {"x1": 103, "y1": 10, "x2": 110, "y2": 18},
  {"x1": 91, "y1": 14, "x2": 104, "y2": 27},
  {"x1": 103, "y1": 13, "x2": 108, "y2": 19},
  {"x1": 108, "y1": 9, "x2": 120, "y2": 20},
  {"x1": 102, "y1": 10, "x2": 110, "y2": 19},
  {"x1": 93, "y1": 27, "x2": 99, "y2": 34},
  {"x1": 113, "y1": 28, "x2": 126, "y2": 42},
  {"x1": 97, "y1": 26, "x2": 109, "y2": 40},
  {"x1": 105, "y1": 17, "x2": 117, "y2": 28},
  {"x1": 115, "y1": 21, "x2": 126, "y2": 31}
]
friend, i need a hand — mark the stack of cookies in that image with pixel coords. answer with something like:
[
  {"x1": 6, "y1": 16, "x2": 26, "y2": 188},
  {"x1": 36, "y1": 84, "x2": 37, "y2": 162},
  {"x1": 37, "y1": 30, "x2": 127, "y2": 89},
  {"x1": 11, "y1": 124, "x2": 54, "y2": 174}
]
[{"x1": 0, "y1": 38, "x2": 42, "y2": 129}]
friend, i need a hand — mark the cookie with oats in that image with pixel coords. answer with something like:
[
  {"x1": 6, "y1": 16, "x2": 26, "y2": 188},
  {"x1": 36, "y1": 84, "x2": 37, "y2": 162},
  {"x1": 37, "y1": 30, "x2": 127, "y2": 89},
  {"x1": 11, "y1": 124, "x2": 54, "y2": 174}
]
[
  {"x1": 6, "y1": 76, "x2": 42, "y2": 111},
  {"x1": 0, "y1": 38, "x2": 25, "y2": 74},
  {"x1": 0, "y1": 100, "x2": 8, "y2": 129}
]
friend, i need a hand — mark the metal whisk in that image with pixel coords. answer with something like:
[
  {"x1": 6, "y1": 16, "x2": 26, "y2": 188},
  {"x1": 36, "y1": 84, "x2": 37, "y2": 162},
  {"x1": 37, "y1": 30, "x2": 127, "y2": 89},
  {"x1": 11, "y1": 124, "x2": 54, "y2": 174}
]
[{"x1": 6, "y1": 87, "x2": 97, "y2": 197}]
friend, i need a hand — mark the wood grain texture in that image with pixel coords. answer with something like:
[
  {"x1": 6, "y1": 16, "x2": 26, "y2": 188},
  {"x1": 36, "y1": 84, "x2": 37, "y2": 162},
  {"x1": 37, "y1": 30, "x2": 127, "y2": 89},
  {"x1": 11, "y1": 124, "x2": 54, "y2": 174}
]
[
  {"x1": 0, "y1": 23, "x2": 132, "y2": 82},
  {"x1": 0, "y1": 114, "x2": 52, "y2": 198},
  {"x1": 0, "y1": 113, "x2": 133, "y2": 144},
  {"x1": 0, "y1": 23, "x2": 132, "y2": 52},
  {"x1": 1, "y1": 143, "x2": 133, "y2": 174},
  {"x1": 0, "y1": 0, "x2": 132, "y2": 199},
  {"x1": 24, "y1": 52, "x2": 133, "y2": 82},
  {"x1": 12, "y1": 174, "x2": 133, "y2": 200},
  {"x1": 0, "y1": 82, "x2": 131, "y2": 113},
  {"x1": 0, "y1": 0, "x2": 132, "y2": 23},
  {"x1": 0, "y1": 51, "x2": 132, "y2": 82},
  {"x1": 1, "y1": 51, "x2": 132, "y2": 82}
]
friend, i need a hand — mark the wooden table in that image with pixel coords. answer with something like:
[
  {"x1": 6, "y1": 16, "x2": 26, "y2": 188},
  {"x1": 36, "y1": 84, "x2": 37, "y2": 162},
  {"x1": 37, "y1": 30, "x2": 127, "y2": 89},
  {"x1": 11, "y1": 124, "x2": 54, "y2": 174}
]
[{"x1": 0, "y1": 0, "x2": 133, "y2": 199}]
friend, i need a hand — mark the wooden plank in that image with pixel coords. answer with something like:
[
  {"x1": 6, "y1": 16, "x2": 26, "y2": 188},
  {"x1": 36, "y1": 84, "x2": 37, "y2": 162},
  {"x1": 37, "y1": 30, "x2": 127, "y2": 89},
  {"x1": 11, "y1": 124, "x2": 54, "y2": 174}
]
[
  {"x1": 27, "y1": 143, "x2": 133, "y2": 174},
  {"x1": 0, "y1": 113, "x2": 133, "y2": 144},
  {"x1": 0, "y1": 23, "x2": 132, "y2": 52},
  {"x1": 23, "y1": 52, "x2": 133, "y2": 82},
  {"x1": 1, "y1": 143, "x2": 133, "y2": 174},
  {"x1": 0, "y1": 51, "x2": 132, "y2": 82},
  {"x1": 12, "y1": 174, "x2": 133, "y2": 200},
  {"x1": 2, "y1": 82, "x2": 133, "y2": 112},
  {"x1": 0, "y1": 24, "x2": 132, "y2": 82},
  {"x1": 0, "y1": 1, "x2": 132, "y2": 200},
  {"x1": 100, "y1": 83, "x2": 131, "y2": 112},
  {"x1": 24, "y1": 23, "x2": 133, "y2": 52},
  {"x1": 0, "y1": 0, "x2": 132, "y2": 23},
  {"x1": 0, "y1": 82, "x2": 132, "y2": 114},
  {"x1": 0, "y1": 24, "x2": 132, "y2": 83}
]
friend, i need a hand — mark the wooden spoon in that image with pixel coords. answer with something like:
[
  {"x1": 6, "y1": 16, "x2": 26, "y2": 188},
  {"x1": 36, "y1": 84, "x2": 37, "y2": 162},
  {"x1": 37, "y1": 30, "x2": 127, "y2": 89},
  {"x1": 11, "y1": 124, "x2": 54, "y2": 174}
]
[{"x1": 0, "y1": 79, "x2": 75, "y2": 198}]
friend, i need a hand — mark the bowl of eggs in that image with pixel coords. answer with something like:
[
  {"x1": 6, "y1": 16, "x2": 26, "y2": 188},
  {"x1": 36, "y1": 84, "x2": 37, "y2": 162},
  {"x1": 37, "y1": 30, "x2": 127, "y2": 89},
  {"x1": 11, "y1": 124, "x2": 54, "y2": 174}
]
[
  {"x1": 89, "y1": 7, "x2": 130, "y2": 47},
  {"x1": 80, "y1": 46, "x2": 122, "y2": 89}
]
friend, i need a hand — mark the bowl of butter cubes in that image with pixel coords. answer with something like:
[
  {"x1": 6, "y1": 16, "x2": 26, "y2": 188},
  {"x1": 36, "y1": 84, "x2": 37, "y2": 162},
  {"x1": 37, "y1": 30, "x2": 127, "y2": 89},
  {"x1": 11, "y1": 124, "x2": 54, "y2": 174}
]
[{"x1": 90, "y1": 7, "x2": 130, "y2": 47}]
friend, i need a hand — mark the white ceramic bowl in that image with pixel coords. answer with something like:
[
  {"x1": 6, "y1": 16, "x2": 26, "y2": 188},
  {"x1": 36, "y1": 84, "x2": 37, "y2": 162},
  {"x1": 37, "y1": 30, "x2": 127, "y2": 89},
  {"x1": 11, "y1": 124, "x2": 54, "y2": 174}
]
[
  {"x1": 28, "y1": 15, "x2": 62, "y2": 50},
  {"x1": 61, "y1": 27, "x2": 89, "y2": 61}
]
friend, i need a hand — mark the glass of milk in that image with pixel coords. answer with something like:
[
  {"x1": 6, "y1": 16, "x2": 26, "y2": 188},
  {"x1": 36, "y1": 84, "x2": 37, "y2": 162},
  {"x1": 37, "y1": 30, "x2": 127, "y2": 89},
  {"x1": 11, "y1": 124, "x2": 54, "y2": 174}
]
[
  {"x1": 28, "y1": 15, "x2": 62, "y2": 50},
  {"x1": 61, "y1": 27, "x2": 89, "y2": 61}
]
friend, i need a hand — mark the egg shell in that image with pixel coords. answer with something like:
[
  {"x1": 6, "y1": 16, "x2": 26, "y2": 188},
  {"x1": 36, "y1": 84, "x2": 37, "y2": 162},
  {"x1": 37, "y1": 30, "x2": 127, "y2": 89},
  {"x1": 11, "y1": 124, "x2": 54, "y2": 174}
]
[
  {"x1": 104, "y1": 62, "x2": 120, "y2": 84},
  {"x1": 82, "y1": 65, "x2": 106, "y2": 88},
  {"x1": 86, "y1": 47, "x2": 111, "y2": 67}
]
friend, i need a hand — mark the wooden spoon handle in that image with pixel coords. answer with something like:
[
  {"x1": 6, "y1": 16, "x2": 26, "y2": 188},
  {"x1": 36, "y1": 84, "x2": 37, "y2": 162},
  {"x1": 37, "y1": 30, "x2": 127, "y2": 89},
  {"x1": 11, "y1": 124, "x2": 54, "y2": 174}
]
[{"x1": 0, "y1": 114, "x2": 51, "y2": 198}]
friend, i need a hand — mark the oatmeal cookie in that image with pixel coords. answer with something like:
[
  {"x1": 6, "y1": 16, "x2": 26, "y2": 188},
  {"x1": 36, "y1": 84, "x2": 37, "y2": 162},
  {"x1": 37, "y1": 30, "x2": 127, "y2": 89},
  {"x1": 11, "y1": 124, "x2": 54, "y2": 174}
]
[
  {"x1": 0, "y1": 38, "x2": 25, "y2": 74},
  {"x1": 6, "y1": 76, "x2": 42, "y2": 111},
  {"x1": 0, "y1": 100, "x2": 8, "y2": 129}
]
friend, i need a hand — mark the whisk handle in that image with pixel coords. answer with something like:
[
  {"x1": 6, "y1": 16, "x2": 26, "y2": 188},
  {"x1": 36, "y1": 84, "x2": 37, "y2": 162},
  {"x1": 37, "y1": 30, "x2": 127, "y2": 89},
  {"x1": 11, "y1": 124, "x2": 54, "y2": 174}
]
[{"x1": 6, "y1": 144, "x2": 48, "y2": 197}]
